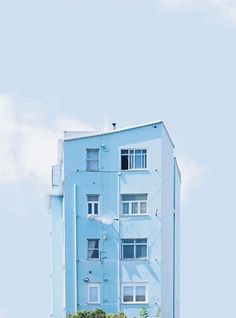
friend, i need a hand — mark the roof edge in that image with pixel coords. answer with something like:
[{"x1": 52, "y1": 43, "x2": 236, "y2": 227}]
[
  {"x1": 160, "y1": 122, "x2": 175, "y2": 149},
  {"x1": 64, "y1": 120, "x2": 163, "y2": 141},
  {"x1": 174, "y1": 157, "x2": 182, "y2": 182}
]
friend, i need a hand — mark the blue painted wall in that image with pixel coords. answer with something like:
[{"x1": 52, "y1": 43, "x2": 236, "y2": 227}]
[
  {"x1": 50, "y1": 122, "x2": 180, "y2": 318},
  {"x1": 50, "y1": 195, "x2": 65, "y2": 318}
]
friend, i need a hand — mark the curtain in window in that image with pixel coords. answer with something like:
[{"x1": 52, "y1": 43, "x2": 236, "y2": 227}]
[
  {"x1": 87, "y1": 149, "x2": 99, "y2": 171},
  {"x1": 88, "y1": 239, "x2": 99, "y2": 258}
]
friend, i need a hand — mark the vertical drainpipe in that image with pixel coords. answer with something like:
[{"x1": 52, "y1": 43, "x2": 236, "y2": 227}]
[
  {"x1": 117, "y1": 172, "x2": 121, "y2": 312},
  {"x1": 173, "y1": 160, "x2": 176, "y2": 318},
  {"x1": 100, "y1": 143, "x2": 104, "y2": 310},
  {"x1": 62, "y1": 196, "x2": 66, "y2": 317},
  {"x1": 73, "y1": 184, "x2": 78, "y2": 313},
  {"x1": 49, "y1": 197, "x2": 53, "y2": 318}
]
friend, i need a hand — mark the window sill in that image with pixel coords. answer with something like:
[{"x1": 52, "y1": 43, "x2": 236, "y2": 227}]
[
  {"x1": 122, "y1": 302, "x2": 148, "y2": 305},
  {"x1": 121, "y1": 258, "x2": 148, "y2": 261},
  {"x1": 86, "y1": 171, "x2": 100, "y2": 172},
  {"x1": 120, "y1": 169, "x2": 149, "y2": 172},
  {"x1": 120, "y1": 214, "x2": 149, "y2": 217},
  {"x1": 87, "y1": 214, "x2": 99, "y2": 218}
]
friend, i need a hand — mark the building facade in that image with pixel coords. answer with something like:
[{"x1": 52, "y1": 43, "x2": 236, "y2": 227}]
[{"x1": 50, "y1": 121, "x2": 181, "y2": 318}]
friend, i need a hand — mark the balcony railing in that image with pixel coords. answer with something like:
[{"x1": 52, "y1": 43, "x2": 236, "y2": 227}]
[{"x1": 52, "y1": 165, "x2": 62, "y2": 187}]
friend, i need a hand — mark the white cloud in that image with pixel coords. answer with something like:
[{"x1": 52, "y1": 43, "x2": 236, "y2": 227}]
[
  {"x1": 0, "y1": 94, "x2": 203, "y2": 203},
  {"x1": 178, "y1": 157, "x2": 204, "y2": 203},
  {"x1": 0, "y1": 95, "x2": 96, "y2": 186},
  {"x1": 160, "y1": 0, "x2": 236, "y2": 24}
]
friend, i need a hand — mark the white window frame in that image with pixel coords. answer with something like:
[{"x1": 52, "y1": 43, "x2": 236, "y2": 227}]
[
  {"x1": 121, "y1": 283, "x2": 147, "y2": 304},
  {"x1": 88, "y1": 283, "x2": 100, "y2": 304},
  {"x1": 121, "y1": 238, "x2": 148, "y2": 260},
  {"x1": 87, "y1": 195, "x2": 99, "y2": 216},
  {"x1": 87, "y1": 239, "x2": 100, "y2": 260},
  {"x1": 121, "y1": 194, "x2": 148, "y2": 216},
  {"x1": 86, "y1": 148, "x2": 99, "y2": 171},
  {"x1": 120, "y1": 148, "x2": 148, "y2": 171}
]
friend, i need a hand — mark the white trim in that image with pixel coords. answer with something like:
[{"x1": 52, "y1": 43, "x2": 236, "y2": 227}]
[
  {"x1": 87, "y1": 283, "x2": 100, "y2": 304},
  {"x1": 117, "y1": 172, "x2": 122, "y2": 312},
  {"x1": 49, "y1": 198, "x2": 53, "y2": 318},
  {"x1": 87, "y1": 194, "x2": 100, "y2": 216},
  {"x1": 73, "y1": 184, "x2": 77, "y2": 312},
  {"x1": 62, "y1": 195, "x2": 66, "y2": 315},
  {"x1": 121, "y1": 283, "x2": 148, "y2": 304}
]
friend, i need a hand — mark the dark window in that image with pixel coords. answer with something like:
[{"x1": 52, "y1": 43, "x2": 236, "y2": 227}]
[
  {"x1": 121, "y1": 149, "x2": 147, "y2": 170},
  {"x1": 121, "y1": 150, "x2": 128, "y2": 170},
  {"x1": 122, "y1": 238, "x2": 147, "y2": 259}
]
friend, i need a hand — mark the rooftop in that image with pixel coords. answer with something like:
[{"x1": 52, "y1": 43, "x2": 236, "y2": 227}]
[{"x1": 63, "y1": 120, "x2": 174, "y2": 148}]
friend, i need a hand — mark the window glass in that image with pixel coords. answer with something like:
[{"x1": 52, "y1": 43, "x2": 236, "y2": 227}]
[
  {"x1": 122, "y1": 285, "x2": 146, "y2": 303},
  {"x1": 135, "y1": 239, "x2": 147, "y2": 243},
  {"x1": 121, "y1": 153, "x2": 128, "y2": 170},
  {"x1": 94, "y1": 203, "x2": 98, "y2": 215},
  {"x1": 121, "y1": 149, "x2": 147, "y2": 170},
  {"x1": 131, "y1": 202, "x2": 138, "y2": 214},
  {"x1": 87, "y1": 195, "x2": 99, "y2": 201},
  {"x1": 122, "y1": 194, "x2": 147, "y2": 201},
  {"x1": 88, "y1": 284, "x2": 100, "y2": 303},
  {"x1": 123, "y1": 245, "x2": 134, "y2": 259},
  {"x1": 140, "y1": 202, "x2": 147, "y2": 214},
  {"x1": 122, "y1": 238, "x2": 147, "y2": 259},
  {"x1": 122, "y1": 239, "x2": 134, "y2": 243},
  {"x1": 136, "y1": 245, "x2": 147, "y2": 258},
  {"x1": 122, "y1": 203, "x2": 129, "y2": 215},
  {"x1": 123, "y1": 286, "x2": 133, "y2": 302},
  {"x1": 87, "y1": 149, "x2": 98, "y2": 160},
  {"x1": 121, "y1": 194, "x2": 148, "y2": 215},
  {"x1": 88, "y1": 239, "x2": 99, "y2": 259},
  {"x1": 87, "y1": 195, "x2": 99, "y2": 215},
  {"x1": 135, "y1": 152, "x2": 142, "y2": 169},
  {"x1": 87, "y1": 149, "x2": 99, "y2": 171},
  {"x1": 88, "y1": 203, "x2": 92, "y2": 214},
  {"x1": 89, "y1": 287, "x2": 98, "y2": 302},
  {"x1": 135, "y1": 286, "x2": 146, "y2": 302}
]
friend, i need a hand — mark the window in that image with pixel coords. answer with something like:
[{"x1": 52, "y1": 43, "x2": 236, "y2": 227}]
[
  {"x1": 88, "y1": 283, "x2": 100, "y2": 304},
  {"x1": 87, "y1": 239, "x2": 99, "y2": 259},
  {"x1": 87, "y1": 195, "x2": 99, "y2": 215},
  {"x1": 122, "y1": 284, "x2": 147, "y2": 303},
  {"x1": 121, "y1": 238, "x2": 147, "y2": 259},
  {"x1": 87, "y1": 149, "x2": 99, "y2": 171},
  {"x1": 121, "y1": 149, "x2": 147, "y2": 170},
  {"x1": 121, "y1": 194, "x2": 148, "y2": 215}
]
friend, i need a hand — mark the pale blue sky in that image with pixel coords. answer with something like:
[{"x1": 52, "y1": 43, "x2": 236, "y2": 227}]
[{"x1": 0, "y1": 1, "x2": 236, "y2": 318}]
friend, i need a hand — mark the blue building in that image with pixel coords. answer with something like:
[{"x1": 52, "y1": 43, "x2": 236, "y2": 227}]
[{"x1": 50, "y1": 121, "x2": 181, "y2": 318}]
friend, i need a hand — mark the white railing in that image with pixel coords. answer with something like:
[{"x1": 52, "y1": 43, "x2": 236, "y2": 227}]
[{"x1": 52, "y1": 165, "x2": 62, "y2": 187}]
